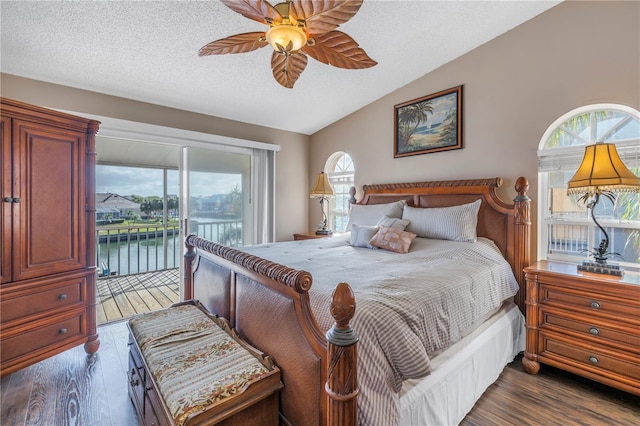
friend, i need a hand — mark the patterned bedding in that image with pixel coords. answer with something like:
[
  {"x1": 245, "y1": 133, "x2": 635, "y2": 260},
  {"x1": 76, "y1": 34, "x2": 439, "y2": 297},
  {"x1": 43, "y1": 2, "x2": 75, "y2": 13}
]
[
  {"x1": 128, "y1": 304, "x2": 272, "y2": 426},
  {"x1": 241, "y1": 234, "x2": 520, "y2": 425}
]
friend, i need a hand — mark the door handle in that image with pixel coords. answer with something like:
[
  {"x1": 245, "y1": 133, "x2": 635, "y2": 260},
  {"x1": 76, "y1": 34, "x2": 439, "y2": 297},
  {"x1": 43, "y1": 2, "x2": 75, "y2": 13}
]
[{"x1": 2, "y1": 197, "x2": 20, "y2": 203}]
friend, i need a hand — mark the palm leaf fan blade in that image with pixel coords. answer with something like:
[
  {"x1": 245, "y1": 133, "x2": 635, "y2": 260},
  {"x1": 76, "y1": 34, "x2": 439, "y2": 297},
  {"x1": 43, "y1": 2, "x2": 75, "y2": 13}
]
[
  {"x1": 220, "y1": 0, "x2": 282, "y2": 25},
  {"x1": 290, "y1": 0, "x2": 363, "y2": 34},
  {"x1": 199, "y1": 32, "x2": 268, "y2": 56},
  {"x1": 271, "y1": 51, "x2": 308, "y2": 88},
  {"x1": 303, "y1": 30, "x2": 376, "y2": 69}
]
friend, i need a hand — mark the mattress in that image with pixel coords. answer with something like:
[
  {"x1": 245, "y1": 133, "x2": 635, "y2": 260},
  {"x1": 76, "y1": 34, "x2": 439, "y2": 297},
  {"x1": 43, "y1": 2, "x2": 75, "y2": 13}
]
[{"x1": 399, "y1": 301, "x2": 526, "y2": 425}]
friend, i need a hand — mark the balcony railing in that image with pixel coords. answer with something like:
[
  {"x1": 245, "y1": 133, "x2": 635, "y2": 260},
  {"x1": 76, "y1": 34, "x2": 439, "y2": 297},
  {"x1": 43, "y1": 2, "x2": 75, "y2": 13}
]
[{"x1": 96, "y1": 219, "x2": 242, "y2": 277}]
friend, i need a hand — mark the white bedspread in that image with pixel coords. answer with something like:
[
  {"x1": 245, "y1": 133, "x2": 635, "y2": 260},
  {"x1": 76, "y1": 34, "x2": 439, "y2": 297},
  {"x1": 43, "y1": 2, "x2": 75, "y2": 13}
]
[{"x1": 241, "y1": 234, "x2": 519, "y2": 426}]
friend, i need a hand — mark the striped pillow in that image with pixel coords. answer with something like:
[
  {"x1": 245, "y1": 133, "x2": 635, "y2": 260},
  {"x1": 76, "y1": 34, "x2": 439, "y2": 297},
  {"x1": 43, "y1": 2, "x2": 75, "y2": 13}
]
[
  {"x1": 376, "y1": 215, "x2": 410, "y2": 230},
  {"x1": 402, "y1": 199, "x2": 481, "y2": 242},
  {"x1": 346, "y1": 200, "x2": 406, "y2": 229}
]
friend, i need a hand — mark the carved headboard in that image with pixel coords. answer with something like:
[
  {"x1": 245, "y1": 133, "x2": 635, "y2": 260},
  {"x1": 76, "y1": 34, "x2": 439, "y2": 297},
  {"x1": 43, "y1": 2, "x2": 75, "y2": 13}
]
[{"x1": 352, "y1": 177, "x2": 531, "y2": 312}]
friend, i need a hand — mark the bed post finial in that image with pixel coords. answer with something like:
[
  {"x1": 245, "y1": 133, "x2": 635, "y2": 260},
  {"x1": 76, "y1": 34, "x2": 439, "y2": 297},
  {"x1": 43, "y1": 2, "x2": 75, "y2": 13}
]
[
  {"x1": 513, "y1": 177, "x2": 531, "y2": 313},
  {"x1": 326, "y1": 282, "x2": 358, "y2": 426},
  {"x1": 183, "y1": 234, "x2": 196, "y2": 301},
  {"x1": 348, "y1": 186, "x2": 357, "y2": 206}
]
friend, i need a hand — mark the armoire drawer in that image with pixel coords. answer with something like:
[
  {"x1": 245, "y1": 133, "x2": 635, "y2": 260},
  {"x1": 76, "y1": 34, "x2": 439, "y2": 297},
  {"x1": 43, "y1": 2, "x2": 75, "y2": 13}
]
[
  {"x1": 0, "y1": 278, "x2": 86, "y2": 324},
  {"x1": 540, "y1": 332, "x2": 640, "y2": 381},
  {"x1": 539, "y1": 307, "x2": 640, "y2": 354},
  {"x1": 0, "y1": 313, "x2": 86, "y2": 363}
]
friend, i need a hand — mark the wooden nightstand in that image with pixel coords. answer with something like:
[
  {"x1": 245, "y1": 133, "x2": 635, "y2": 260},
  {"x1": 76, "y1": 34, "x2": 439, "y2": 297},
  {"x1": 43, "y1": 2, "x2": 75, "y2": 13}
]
[
  {"x1": 522, "y1": 260, "x2": 640, "y2": 395},
  {"x1": 293, "y1": 232, "x2": 332, "y2": 241}
]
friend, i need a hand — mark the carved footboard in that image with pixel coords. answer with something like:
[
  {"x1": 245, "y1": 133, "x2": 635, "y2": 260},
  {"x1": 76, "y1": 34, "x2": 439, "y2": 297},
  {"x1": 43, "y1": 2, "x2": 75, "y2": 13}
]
[{"x1": 184, "y1": 235, "x2": 357, "y2": 426}]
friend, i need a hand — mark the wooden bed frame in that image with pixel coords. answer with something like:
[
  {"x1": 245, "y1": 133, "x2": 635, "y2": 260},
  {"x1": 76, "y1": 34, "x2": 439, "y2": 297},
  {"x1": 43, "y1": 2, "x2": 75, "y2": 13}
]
[{"x1": 183, "y1": 177, "x2": 531, "y2": 426}]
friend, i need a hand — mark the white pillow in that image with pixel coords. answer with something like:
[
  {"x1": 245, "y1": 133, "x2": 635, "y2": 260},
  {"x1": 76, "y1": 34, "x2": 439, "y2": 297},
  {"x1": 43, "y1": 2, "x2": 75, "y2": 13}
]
[
  {"x1": 347, "y1": 200, "x2": 406, "y2": 230},
  {"x1": 376, "y1": 215, "x2": 410, "y2": 230},
  {"x1": 402, "y1": 199, "x2": 481, "y2": 242},
  {"x1": 350, "y1": 224, "x2": 379, "y2": 249}
]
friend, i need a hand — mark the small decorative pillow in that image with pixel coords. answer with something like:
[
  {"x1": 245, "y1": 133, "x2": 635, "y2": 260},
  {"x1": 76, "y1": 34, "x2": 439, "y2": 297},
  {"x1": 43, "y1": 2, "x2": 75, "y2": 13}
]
[
  {"x1": 350, "y1": 225, "x2": 379, "y2": 249},
  {"x1": 369, "y1": 226, "x2": 416, "y2": 254},
  {"x1": 346, "y1": 200, "x2": 406, "y2": 230},
  {"x1": 376, "y1": 215, "x2": 410, "y2": 230},
  {"x1": 402, "y1": 199, "x2": 481, "y2": 242}
]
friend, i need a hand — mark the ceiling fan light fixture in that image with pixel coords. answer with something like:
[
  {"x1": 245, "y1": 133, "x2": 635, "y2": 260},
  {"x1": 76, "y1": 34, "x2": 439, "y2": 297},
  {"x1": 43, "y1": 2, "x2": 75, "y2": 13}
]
[
  {"x1": 266, "y1": 24, "x2": 307, "y2": 53},
  {"x1": 203, "y1": 0, "x2": 377, "y2": 88}
]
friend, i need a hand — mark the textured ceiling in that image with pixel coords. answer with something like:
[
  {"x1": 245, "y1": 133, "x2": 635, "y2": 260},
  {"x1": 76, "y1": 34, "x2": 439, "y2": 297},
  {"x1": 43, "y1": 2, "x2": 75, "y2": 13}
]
[{"x1": 1, "y1": 1, "x2": 560, "y2": 135}]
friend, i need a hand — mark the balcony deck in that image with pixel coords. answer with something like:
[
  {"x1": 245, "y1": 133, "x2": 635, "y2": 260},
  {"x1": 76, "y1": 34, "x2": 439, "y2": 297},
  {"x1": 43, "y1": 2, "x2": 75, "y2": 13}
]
[{"x1": 96, "y1": 269, "x2": 179, "y2": 325}]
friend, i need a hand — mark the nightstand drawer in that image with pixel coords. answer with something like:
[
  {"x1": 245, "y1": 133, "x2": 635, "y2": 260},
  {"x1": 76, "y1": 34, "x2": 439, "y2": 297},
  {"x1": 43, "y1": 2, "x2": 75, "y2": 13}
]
[
  {"x1": 540, "y1": 332, "x2": 640, "y2": 381},
  {"x1": 540, "y1": 307, "x2": 640, "y2": 354},
  {"x1": 540, "y1": 283, "x2": 640, "y2": 322}
]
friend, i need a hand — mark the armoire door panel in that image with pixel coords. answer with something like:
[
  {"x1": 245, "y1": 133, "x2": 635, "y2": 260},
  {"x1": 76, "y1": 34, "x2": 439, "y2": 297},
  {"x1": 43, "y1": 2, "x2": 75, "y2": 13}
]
[
  {"x1": 12, "y1": 120, "x2": 86, "y2": 281},
  {"x1": 1, "y1": 115, "x2": 12, "y2": 284}
]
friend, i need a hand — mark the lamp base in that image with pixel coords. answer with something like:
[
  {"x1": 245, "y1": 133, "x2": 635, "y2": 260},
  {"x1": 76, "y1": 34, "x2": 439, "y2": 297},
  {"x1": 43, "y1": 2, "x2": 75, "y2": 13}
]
[
  {"x1": 577, "y1": 260, "x2": 624, "y2": 277},
  {"x1": 315, "y1": 229, "x2": 333, "y2": 236}
]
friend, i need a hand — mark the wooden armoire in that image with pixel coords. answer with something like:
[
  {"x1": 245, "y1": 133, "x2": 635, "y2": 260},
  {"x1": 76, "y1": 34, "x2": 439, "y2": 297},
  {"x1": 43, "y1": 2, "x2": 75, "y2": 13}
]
[{"x1": 1, "y1": 98, "x2": 101, "y2": 376}]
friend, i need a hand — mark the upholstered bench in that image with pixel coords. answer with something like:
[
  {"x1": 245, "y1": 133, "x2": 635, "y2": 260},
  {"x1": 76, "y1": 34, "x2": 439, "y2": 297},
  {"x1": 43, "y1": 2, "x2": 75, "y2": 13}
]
[{"x1": 127, "y1": 301, "x2": 283, "y2": 426}]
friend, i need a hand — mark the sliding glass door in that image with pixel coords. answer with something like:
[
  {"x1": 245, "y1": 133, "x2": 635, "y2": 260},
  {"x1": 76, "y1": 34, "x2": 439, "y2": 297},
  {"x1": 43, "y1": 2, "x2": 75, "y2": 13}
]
[
  {"x1": 183, "y1": 146, "x2": 253, "y2": 246},
  {"x1": 95, "y1": 136, "x2": 276, "y2": 319}
]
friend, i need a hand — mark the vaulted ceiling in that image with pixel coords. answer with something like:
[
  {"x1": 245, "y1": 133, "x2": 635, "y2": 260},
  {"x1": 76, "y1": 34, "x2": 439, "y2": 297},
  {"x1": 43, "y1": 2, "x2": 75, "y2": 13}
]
[{"x1": 1, "y1": 1, "x2": 560, "y2": 135}]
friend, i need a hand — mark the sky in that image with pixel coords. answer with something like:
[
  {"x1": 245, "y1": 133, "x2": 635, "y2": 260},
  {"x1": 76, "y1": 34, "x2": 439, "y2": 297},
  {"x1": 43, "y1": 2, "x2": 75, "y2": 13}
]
[{"x1": 96, "y1": 165, "x2": 240, "y2": 197}]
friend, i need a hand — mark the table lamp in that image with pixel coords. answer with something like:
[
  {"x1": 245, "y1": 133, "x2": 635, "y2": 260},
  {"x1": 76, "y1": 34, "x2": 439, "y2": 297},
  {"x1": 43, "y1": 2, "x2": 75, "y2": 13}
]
[
  {"x1": 310, "y1": 172, "x2": 335, "y2": 235},
  {"x1": 566, "y1": 142, "x2": 640, "y2": 276}
]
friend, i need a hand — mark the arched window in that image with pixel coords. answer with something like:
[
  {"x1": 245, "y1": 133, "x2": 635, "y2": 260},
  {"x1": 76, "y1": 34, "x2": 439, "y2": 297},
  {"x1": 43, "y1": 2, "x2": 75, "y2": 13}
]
[
  {"x1": 325, "y1": 152, "x2": 355, "y2": 233},
  {"x1": 538, "y1": 104, "x2": 640, "y2": 268}
]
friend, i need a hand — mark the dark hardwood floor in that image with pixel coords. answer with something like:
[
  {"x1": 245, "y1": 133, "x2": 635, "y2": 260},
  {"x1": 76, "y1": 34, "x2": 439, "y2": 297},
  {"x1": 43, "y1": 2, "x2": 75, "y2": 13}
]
[
  {"x1": 2, "y1": 319, "x2": 639, "y2": 425},
  {"x1": 1, "y1": 321, "x2": 138, "y2": 426},
  {"x1": 461, "y1": 354, "x2": 639, "y2": 426}
]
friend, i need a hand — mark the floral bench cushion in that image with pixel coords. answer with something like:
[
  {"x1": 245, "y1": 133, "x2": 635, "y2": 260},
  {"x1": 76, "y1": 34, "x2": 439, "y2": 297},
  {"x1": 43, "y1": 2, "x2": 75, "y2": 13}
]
[{"x1": 128, "y1": 304, "x2": 272, "y2": 426}]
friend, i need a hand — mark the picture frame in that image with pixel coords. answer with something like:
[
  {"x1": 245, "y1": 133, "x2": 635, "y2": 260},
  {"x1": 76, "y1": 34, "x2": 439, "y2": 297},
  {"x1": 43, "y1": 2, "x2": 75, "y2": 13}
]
[{"x1": 394, "y1": 85, "x2": 463, "y2": 158}]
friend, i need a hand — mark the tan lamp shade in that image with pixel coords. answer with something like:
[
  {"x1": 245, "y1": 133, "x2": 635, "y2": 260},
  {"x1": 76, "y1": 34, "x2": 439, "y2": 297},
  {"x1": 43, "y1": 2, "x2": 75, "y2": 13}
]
[
  {"x1": 567, "y1": 142, "x2": 640, "y2": 196},
  {"x1": 310, "y1": 172, "x2": 335, "y2": 198}
]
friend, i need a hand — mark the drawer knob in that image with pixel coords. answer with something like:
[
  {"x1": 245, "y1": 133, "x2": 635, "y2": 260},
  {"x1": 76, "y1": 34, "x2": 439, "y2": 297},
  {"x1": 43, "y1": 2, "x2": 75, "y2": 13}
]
[
  {"x1": 589, "y1": 327, "x2": 600, "y2": 335},
  {"x1": 588, "y1": 356, "x2": 599, "y2": 365},
  {"x1": 590, "y1": 301, "x2": 601, "y2": 309},
  {"x1": 58, "y1": 293, "x2": 68, "y2": 301},
  {"x1": 59, "y1": 328, "x2": 67, "y2": 335}
]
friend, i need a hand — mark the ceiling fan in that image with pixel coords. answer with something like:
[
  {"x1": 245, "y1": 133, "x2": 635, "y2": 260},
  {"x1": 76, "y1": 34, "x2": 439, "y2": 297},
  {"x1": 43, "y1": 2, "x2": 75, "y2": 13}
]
[{"x1": 199, "y1": 0, "x2": 377, "y2": 88}]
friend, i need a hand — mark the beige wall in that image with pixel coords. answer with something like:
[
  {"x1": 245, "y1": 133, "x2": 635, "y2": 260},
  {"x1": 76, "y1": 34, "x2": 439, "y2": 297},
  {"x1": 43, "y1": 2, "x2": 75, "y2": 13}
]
[
  {"x1": 0, "y1": 74, "x2": 310, "y2": 242},
  {"x1": 310, "y1": 1, "x2": 640, "y2": 261},
  {"x1": 3, "y1": 2, "x2": 638, "y2": 250}
]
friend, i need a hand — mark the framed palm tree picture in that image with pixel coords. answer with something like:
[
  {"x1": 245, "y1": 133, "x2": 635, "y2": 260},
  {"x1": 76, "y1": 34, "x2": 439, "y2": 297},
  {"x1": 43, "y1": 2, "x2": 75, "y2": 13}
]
[{"x1": 394, "y1": 85, "x2": 463, "y2": 158}]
